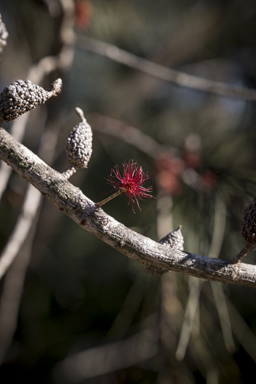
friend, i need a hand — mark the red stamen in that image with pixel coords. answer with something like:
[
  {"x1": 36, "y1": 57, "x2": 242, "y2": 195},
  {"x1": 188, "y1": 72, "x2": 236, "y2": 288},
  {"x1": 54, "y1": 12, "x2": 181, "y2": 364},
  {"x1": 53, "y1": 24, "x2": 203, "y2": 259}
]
[{"x1": 97, "y1": 161, "x2": 153, "y2": 213}]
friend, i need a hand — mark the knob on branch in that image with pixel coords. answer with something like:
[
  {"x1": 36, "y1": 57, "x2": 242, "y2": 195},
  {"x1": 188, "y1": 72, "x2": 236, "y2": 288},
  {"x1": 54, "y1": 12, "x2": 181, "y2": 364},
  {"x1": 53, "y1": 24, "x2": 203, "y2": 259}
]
[{"x1": 159, "y1": 225, "x2": 184, "y2": 251}]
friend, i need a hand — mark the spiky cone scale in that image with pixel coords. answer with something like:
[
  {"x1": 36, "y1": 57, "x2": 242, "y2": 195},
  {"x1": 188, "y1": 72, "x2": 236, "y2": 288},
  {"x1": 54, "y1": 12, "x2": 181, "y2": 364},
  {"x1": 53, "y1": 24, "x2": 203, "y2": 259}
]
[
  {"x1": 232, "y1": 198, "x2": 256, "y2": 263},
  {"x1": 142, "y1": 226, "x2": 184, "y2": 277},
  {"x1": 0, "y1": 78, "x2": 62, "y2": 124},
  {"x1": 159, "y1": 225, "x2": 184, "y2": 251},
  {"x1": 63, "y1": 107, "x2": 93, "y2": 179}
]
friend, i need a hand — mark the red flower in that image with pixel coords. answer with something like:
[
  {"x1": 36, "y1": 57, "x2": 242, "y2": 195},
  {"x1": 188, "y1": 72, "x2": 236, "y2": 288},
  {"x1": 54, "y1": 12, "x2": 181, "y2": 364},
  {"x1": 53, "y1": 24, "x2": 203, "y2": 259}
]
[
  {"x1": 108, "y1": 161, "x2": 153, "y2": 213},
  {"x1": 96, "y1": 161, "x2": 153, "y2": 213}
]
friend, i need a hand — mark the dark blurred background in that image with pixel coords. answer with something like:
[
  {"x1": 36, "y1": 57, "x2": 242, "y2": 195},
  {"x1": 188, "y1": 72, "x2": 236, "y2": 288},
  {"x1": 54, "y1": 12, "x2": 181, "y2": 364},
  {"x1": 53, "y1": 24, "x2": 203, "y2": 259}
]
[{"x1": 1, "y1": 0, "x2": 256, "y2": 383}]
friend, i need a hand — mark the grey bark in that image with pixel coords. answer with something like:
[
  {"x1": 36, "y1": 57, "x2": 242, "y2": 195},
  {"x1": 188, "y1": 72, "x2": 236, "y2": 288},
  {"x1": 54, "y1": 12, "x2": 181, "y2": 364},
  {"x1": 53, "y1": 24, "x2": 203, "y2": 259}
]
[{"x1": 0, "y1": 127, "x2": 256, "y2": 288}]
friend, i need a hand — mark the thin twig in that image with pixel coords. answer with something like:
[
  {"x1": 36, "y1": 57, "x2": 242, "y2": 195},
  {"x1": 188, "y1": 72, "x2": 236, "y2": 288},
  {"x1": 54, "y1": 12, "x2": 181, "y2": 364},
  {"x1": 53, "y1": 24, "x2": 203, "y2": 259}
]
[
  {"x1": 232, "y1": 243, "x2": 253, "y2": 264},
  {"x1": 227, "y1": 299, "x2": 256, "y2": 362},
  {"x1": 53, "y1": 318, "x2": 158, "y2": 383},
  {"x1": 76, "y1": 36, "x2": 256, "y2": 101},
  {"x1": 208, "y1": 196, "x2": 227, "y2": 260},
  {"x1": 107, "y1": 274, "x2": 150, "y2": 339},
  {"x1": 0, "y1": 213, "x2": 39, "y2": 364},
  {"x1": 207, "y1": 196, "x2": 235, "y2": 352},
  {"x1": 175, "y1": 194, "x2": 235, "y2": 359},
  {"x1": 62, "y1": 166, "x2": 78, "y2": 179},
  {"x1": 92, "y1": 114, "x2": 166, "y2": 160},
  {"x1": 211, "y1": 282, "x2": 236, "y2": 353},
  {"x1": 175, "y1": 277, "x2": 202, "y2": 360},
  {"x1": 0, "y1": 186, "x2": 42, "y2": 279}
]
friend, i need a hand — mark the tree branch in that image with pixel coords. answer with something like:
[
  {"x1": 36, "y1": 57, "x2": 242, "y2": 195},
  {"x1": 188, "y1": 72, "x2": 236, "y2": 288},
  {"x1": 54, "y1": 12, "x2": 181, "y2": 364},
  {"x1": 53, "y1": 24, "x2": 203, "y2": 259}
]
[
  {"x1": 0, "y1": 127, "x2": 256, "y2": 288},
  {"x1": 76, "y1": 36, "x2": 256, "y2": 101}
]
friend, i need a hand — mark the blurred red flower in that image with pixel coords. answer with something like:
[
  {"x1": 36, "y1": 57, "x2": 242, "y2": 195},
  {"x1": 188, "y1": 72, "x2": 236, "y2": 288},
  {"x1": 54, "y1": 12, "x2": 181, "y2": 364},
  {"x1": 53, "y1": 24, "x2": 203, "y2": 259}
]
[
  {"x1": 75, "y1": 0, "x2": 93, "y2": 29},
  {"x1": 155, "y1": 153, "x2": 184, "y2": 195}
]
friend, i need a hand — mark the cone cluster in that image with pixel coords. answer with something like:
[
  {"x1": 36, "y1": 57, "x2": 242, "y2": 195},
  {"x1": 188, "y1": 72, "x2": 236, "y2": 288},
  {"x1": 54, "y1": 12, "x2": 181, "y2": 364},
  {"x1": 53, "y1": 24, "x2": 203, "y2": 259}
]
[
  {"x1": 0, "y1": 78, "x2": 62, "y2": 123},
  {"x1": 66, "y1": 108, "x2": 93, "y2": 169},
  {"x1": 242, "y1": 198, "x2": 256, "y2": 245}
]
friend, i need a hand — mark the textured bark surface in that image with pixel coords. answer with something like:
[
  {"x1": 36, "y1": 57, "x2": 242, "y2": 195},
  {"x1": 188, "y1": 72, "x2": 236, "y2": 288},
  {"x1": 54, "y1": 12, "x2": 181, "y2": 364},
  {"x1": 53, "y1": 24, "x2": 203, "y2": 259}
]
[{"x1": 1, "y1": 127, "x2": 256, "y2": 288}]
